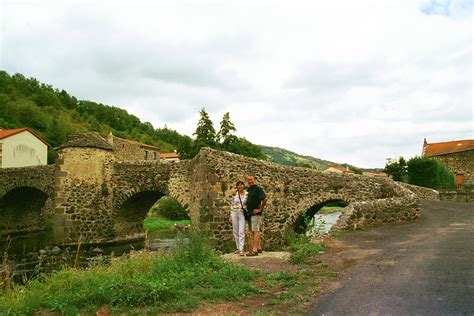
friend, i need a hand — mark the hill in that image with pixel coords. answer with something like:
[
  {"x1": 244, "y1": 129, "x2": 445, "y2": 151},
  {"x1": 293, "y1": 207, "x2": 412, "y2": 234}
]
[
  {"x1": 0, "y1": 71, "x2": 190, "y2": 162},
  {"x1": 261, "y1": 146, "x2": 363, "y2": 172},
  {"x1": 0, "y1": 70, "x2": 363, "y2": 171}
]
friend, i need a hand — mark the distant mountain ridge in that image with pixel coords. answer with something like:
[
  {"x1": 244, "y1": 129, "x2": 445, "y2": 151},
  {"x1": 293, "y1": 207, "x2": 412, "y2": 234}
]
[
  {"x1": 260, "y1": 145, "x2": 369, "y2": 172},
  {"x1": 260, "y1": 145, "x2": 334, "y2": 170}
]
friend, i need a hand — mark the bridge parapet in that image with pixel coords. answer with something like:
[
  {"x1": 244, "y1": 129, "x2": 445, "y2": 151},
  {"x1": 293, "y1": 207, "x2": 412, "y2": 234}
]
[{"x1": 192, "y1": 148, "x2": 420, "y2": 249}]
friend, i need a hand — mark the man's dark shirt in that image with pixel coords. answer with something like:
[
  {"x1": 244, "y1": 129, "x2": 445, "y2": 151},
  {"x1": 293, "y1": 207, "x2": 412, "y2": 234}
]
[{"x1": 246, "y1": 184, "x2": 266, "y2": 214}]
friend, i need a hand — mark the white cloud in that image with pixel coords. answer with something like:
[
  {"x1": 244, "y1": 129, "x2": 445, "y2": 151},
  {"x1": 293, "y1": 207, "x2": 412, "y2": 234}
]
[{"x1": 1, "y1": 0, "x2": 472, "y2": 168}]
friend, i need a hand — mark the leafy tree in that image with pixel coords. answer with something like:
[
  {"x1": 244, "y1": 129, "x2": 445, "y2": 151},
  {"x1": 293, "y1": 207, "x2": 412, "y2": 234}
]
[
  {"x1": 217, "y1": 112, "x2": 236, "y2": 144},
  {"x1": 407, "y1": 156, "x2": 455, "y2": 189},
  {"x1": 224, "y1": 136, "x2": 266, "y2": 159},
  {"x1": 384, "y1": 157, "x2": 408, "y2": 182},
  {"x1": 176, "y1": 135, "x2": 196, "y2": 159},
  {"x1": 193, "y1": 108, "x2": 218, "y2": 149}
]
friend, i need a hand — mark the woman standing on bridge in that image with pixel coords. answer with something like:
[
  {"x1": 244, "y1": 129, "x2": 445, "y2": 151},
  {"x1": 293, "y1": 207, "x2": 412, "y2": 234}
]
[{"x1": 230, "y1": 180, "x2": 248, "y2": 256}]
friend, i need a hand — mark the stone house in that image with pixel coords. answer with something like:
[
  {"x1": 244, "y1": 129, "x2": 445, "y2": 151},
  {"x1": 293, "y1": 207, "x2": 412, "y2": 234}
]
[
  {"x1": 0, "y1": 127, "x2": 50, "y2": 168},
  {"x1": 422, "y1": 138, "x2": 474, "y2": 188},
  {"x1": 107, "y1": 132, "x2": 160, "y2": 161}
]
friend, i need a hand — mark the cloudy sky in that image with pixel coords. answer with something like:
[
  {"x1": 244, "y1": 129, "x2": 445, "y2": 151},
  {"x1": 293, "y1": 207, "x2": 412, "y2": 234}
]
[{"x1": 1, "y1": 0, "x2": 472, "y2": 168}]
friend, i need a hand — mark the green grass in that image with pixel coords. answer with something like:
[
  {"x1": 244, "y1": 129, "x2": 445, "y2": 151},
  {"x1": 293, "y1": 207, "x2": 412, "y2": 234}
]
[
  {"x1": 330, "y1": 231, "x2": 345, "y2": 237},
  {"x1": 284, "y1": 231, "x2": 324, "y2": 264},
  {"x1": 143, "y1": 216, "x2": 191, "y2": 233},
  {"x1": 319, "y1": 206, "x2": 345, "y2": 214},
  {"x1": 0, "y1": 226, "x2": 260, "y2": 314}
]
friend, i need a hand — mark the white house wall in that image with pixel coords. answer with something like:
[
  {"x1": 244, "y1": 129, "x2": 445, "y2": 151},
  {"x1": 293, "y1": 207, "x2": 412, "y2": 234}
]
[{"x1": 1, "y1": 131, "x2": 48, "y2": 168}]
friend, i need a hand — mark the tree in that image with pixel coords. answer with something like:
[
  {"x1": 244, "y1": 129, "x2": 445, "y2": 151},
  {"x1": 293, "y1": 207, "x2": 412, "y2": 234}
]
[
  {"x1": 407, "y1": 156, "x2": 455, "y2": 189},
  {"x1": 176, "y1": 135, "x2": 195, "y2": 159},
  {"x1": 224, "y1": 136, "x2": 266, "y2": 159},
  {"x1": 383, "y1": 157, "x2": 408, "y2": 182},
  {"x1": 193, "y1": 108, "x2": 218, "y2": 149},
  {"x1": 217, "y1": 112, "x2": 236, "y2": 144}
]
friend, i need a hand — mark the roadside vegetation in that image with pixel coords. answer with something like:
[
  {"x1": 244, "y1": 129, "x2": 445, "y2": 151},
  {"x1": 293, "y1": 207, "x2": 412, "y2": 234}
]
[{"x1": 384, "y1": 156, "x2": 455, "y2": 189}]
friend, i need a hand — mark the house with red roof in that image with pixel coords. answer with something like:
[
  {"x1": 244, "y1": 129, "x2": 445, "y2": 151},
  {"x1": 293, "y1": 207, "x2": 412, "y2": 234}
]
[
  {"x1": 0, "y1": 128, "x2": 51, "y2": 168},
  {"x1": 422, "y1": 138, "x2": 474, "y2": 188},
  {"x1": 323, "y1": 164, "x2": 354, "y2": 174}
]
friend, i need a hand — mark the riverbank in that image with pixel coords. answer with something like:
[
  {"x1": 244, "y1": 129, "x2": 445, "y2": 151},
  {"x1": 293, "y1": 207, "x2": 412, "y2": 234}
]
[{"x1": 0, "y1": 226, "x2": 334, "y2": 314}]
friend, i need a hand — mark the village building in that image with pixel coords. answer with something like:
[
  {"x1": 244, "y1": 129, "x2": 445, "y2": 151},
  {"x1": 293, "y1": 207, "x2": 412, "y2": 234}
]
[
  {"x1": 422, "y1": 138, "x2": 474, "y2": 188},
  {"x1": 107, "y1": 132, "x2": 160, "y2": 162},
  {"x1": 323, "y1": 164, "x2": 354, "y2": 174},
  {"x1": 159, "y1": 152, "x2": 180, "y2": 161},
  {"x1": 0, "y1": 128, "x2": 50, "y2": 168}
]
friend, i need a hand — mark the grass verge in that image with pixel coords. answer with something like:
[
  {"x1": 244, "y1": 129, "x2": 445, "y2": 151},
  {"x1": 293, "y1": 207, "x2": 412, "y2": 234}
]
[{"x1": 143, "y1": 216, "x2": 191, "y2": 233}]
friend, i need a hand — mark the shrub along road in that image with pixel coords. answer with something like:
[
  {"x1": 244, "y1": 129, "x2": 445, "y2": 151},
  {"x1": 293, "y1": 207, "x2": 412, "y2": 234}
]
[{"x1": 308, "y1": 200, "x2": 474, "y2": 315}]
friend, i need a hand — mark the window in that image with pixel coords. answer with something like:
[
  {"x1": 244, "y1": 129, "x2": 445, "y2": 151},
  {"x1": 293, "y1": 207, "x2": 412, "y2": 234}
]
[
  {"x1": 144, "y1": 150, "x2": 148, "y2": 160},
  {"x1": 152, "y1": 152, "x2": 157, "y2": 160}
]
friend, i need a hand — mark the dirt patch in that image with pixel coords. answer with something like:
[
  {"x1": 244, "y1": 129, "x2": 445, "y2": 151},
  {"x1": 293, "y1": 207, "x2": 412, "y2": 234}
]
[
  {"x1": 184, "y1": 238, "x2": 359, "y2": 315},
  {"x1": 221, "y1": 251, "x2": 300, "y2": 273}
]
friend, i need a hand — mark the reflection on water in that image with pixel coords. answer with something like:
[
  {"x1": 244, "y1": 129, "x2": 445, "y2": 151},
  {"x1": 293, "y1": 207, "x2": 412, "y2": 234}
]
[{"x1": 0, "y1": 229, "x2": 186, "y2": 281}]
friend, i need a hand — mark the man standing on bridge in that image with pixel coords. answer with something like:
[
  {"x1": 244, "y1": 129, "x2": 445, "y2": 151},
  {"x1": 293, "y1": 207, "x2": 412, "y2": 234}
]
[{"x1": 246, "y1": 175, "x2": 267, "y2": 256}]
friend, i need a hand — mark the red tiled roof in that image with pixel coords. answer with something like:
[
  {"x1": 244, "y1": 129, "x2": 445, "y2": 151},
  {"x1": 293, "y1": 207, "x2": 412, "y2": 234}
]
[
  {"x1": 326, "y1": 165, "x2": 353, "y2": 173},
  {"x1": 0, "y1": 128, "x2": 51, "y2": 148},
  {"x1": 423, "y1": 139, "x2": 474, "y2": 157},
  {"x1": 160, "y1": 152, "x2": 180, "y2": 159}
]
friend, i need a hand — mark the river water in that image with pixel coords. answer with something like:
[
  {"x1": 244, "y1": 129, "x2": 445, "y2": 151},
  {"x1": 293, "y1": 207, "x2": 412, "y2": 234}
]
[
  {"x1": 0, "y1": 231, "x2": 184, "y2": 281},
  {"x1": 311, "y1": 211, "x2": 343, "y2": 236},
  {"x1": 1, "y1": 213, "x2": 341, "y2": 280}
]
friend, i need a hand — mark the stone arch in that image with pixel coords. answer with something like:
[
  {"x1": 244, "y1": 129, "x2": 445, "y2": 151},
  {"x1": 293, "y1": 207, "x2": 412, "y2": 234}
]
[
  {"x1": 113, "y1": 185, "x2": 190, "y2": 240},
  {"x1": 289, "y1": 194, "x2": 352, "y2": 234},
  {"x1": 0, "y1": 180, "x2": 53, "y2": 201},
  {"x1": 0, "y1": 186, "x2": 51, "y2": 235}
]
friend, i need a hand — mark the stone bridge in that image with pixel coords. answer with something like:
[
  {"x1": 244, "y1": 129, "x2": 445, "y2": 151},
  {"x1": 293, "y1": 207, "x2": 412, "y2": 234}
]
[{"x1": 0, "y1": 135, "x2": 428, "y2": 249}]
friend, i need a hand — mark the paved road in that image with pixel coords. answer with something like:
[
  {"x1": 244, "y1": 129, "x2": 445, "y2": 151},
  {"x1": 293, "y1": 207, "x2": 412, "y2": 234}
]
[{"x1": 308, "y1": 200, "x2": 474, "y2": 315}]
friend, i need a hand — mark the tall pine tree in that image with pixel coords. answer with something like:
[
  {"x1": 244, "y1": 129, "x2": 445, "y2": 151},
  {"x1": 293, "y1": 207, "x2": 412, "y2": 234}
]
[
  {"x1": 193, "y1": 108, "x2": 218, "y2": 149},
  {"x1": 217, "y1": 112, "x2": 236, "y2": 144}
]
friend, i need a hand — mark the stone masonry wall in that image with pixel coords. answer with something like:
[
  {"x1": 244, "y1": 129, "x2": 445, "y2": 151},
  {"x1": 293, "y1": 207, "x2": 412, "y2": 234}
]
[
  {"x1": 400, "y1": 183, "x2": 439, "y2": 201},
  {"x1": 53, "y1": 147, "x2": 115, "y2": 244},
  {"x1": 110, "y1": 159, "x2": 195, "y2": 241},
  {"x1": 433, "y1": 150, "x2": 474, "y2": 188},
  {"x1": 192, "y1": 148, "x2": 420, "y2": 250},
  {"x1": 439, "y1": 189, "x2": 474, "y2": 202},
  {"x1": 109, "y1": 136, "x2": 159, "y2": 162},
  {"x1": 0, "y1": 165, "x2": 55, "y2": 235},
  {"x1": 0, "y1": 145, "x2": 424, "y2": 247}
]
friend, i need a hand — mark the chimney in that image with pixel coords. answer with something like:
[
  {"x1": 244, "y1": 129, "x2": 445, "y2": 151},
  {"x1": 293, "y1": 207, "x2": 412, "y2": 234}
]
[
  {"x1": 107, "y1": 132, "x2": 114, "y2": 146},
  {"x1": 422, "y1": 138, "x2": 428, "y2": 156}
]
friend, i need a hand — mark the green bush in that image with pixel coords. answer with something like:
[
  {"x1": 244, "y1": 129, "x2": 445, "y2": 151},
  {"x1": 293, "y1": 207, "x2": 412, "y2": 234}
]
[
  {"x1": 152, "y1": 196, "x2": 188, "y2": 220},
  {"x1": 407, "y1": 156, "x2": 455, "y2": 189}
]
